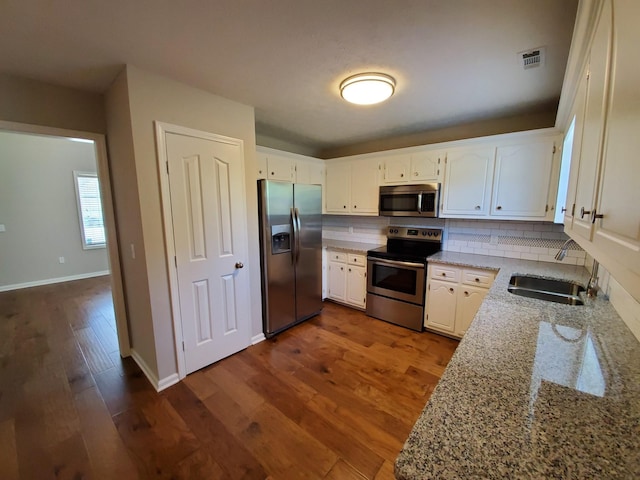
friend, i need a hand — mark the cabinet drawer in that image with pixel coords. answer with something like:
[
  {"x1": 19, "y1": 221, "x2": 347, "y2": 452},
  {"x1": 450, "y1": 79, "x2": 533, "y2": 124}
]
[
  {"x1": 347, "y1": 254, "x2": 366, "y2": 266},
  {"x1": 461, "y1": 269, "x2": 495, "y2": 288},
  {"x1": 430, "y1": 265, "x2": 460, "y2": 282},
  {"x1": 328, "y1": 251, "x2": 347, "y2": 263}
]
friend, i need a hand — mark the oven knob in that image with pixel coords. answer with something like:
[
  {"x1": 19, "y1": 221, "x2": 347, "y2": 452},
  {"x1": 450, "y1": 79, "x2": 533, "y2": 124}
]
[
  {"x1": 427, "y1": 231, "x2": 432, "y2": 236},
  {"x1": 422, "y1": 231, "x2": 427, "y2": 236}
]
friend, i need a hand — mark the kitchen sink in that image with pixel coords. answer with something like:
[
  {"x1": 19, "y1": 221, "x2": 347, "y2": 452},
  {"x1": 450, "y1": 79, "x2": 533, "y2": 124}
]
[{"x1": 508, "y1": 275, "x2": 585, "y2": 306}]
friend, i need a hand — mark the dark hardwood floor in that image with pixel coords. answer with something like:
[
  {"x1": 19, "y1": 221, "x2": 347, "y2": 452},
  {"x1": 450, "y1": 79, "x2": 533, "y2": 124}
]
[{"x1": 0, "y1": 276, "x2": 459, "y2": 479}]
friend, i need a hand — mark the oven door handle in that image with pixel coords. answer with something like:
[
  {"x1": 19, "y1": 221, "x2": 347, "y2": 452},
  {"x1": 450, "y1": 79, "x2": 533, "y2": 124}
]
[
  {"x1": 417, "y1": 193, "x2": 422, "y2": 214},
  {"x1": 368, "y1": 257, "x2": 425, "y2": 269}
]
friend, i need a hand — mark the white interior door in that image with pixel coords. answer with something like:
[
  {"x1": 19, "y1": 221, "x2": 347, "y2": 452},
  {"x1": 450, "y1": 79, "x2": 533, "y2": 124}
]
[{"x1": 165, "y1": 130, "x2": 251, "y2": 375}]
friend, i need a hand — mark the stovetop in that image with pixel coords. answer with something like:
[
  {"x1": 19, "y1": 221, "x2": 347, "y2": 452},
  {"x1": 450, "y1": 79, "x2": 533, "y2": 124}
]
[{"x1": 367, "y1": 227, "x2": 442, "y2": 263}]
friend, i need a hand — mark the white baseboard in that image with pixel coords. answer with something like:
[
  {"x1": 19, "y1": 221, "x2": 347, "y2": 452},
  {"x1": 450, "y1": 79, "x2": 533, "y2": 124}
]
[
  {"x1": 251, "y1": 333, "x2": 266, "y2": 345},
  {"x1": 0, "y1": 270, "x2": 110, "y2": 292},
  {"x1": 130, "y1": 349, "x2": 179, "y2": 392}
]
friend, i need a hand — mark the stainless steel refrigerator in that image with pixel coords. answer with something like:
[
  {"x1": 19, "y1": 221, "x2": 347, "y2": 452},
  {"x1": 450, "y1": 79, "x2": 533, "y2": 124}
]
[{"x1": 258, "y1": 180, "x2": 323, "y2": 337}]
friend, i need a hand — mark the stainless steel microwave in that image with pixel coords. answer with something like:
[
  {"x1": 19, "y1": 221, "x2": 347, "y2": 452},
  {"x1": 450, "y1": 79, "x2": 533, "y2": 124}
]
[{"x1": 379, "y1": 183, "x2": 440, "y2": 217}]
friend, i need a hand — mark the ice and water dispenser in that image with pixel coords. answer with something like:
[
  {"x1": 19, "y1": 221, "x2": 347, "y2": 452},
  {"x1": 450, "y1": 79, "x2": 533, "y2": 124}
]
[{"x1": 270, "y1": 224, "x2": 291, "y2": 254}]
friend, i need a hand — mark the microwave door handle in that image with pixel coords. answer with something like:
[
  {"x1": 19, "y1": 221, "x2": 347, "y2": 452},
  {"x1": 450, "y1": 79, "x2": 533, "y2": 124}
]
[{"x1": 417, "y1": 193, "x2": 422, "y2": 214}]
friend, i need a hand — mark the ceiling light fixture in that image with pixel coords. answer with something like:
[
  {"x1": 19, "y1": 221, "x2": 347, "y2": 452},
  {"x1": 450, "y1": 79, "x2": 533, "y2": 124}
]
[{"x1": 340, "y1": 73, "x2": 396, "y2": 105}]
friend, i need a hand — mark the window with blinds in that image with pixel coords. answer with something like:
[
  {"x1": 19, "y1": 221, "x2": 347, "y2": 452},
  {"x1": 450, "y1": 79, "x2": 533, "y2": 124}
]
[{"x1": 73, "y1": 171, "x2": 106, "y2": 249}]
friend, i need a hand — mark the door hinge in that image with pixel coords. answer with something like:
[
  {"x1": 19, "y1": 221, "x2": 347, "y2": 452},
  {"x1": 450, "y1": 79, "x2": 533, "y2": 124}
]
[
  {"x1": 571, "y1": 203, "x2": 576, "y2": 216},
  {"x1": 438, "y1": 157, "x2": 441, "y2": 164},
  {"x1": 174, "y1": 256, "x2": 177, "y2": 268},
  {"x1": 428, "y1": 284, "x2": 430, "y2": 290},
  {"x1": 545, "y1": 204, "x2": 549, "y2": 212},
  {"x1": 426, "y1": 314, "x2": 429, "y2": 320},
  {"x1": 437, "y1": 169, "x2": 440, "y2": 176},
  {"x1": 552, "y1": 145, "x2": 557, "y2": 154},
  {"x1": 166, "y1": 161, "x2": 169, "y2": 174},
  {"x1": 182, "y1": 341, "x2": 185, "y2": 351}
]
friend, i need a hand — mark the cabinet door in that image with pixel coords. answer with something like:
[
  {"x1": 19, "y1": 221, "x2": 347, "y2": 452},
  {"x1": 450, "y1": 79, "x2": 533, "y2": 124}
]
[
  {"x1": 328, "y1": 260, "x2": 347, "y2": 301},
  {"x1": 350, "y1": 159, "x2": 379, "y2": 214},
  {"x1": 256, "y1": 151, "x2": 268, "y2": 179},
  {"x1": 593, "y1": 0, "x2": 640, "y2": 276},
  {"x1": 295, "y1": 160, "x2": 323, "y2": 185},
  {"x1": 325, "y1": 163, "x2": 351, "y2": 213},
  {"x1": 346, "y1": 265, "x2": 366, "y2": 308},
  {"x1": 441, "y1": 147, "x2": 495, "y2": 217},
  {"x1": 572, "y1": 1, "x2": 612, "y2": 241},
  {"x1": 411, "y1": 150, "x2": 442, "y2": 182},
  {"x1": 491, "y1": 139, "x2": 555, "y2": 218},
  {"x1": 425, "y1": 280, "x2": 457, "y2": 333},
  {"x1": 267, "y1": 155, "x2": 294, "y2": 182},
  {"x1": 455, "y1": 285, "x2": 487, "y2": 336},
  {"x1": 563, "y1": 67, "x2": 589, "y2": 228},
  {"x1": 382, "y1": 154, "x2": 410, "y2": 183}
]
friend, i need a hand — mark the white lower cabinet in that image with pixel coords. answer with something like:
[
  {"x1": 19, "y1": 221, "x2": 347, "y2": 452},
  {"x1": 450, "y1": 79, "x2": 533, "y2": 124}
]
[
  {"x1": 326, "y1": 249, "x2": 367, "y2": 309},
  {"x1": 425, "y1": 264, "x2": 495, "y2": 338}
]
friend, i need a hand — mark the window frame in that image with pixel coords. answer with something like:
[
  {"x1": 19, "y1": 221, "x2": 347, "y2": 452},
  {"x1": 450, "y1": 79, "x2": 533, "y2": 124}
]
[{"x1": 73, "y1": 171, "x2": 106, "y2": 250}]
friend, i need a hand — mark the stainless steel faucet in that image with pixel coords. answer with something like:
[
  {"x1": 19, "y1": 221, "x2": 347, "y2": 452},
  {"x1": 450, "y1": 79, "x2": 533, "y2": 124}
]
[
  {"x1": 554, "y1": 238, "x2": 574, "y2": 261},
  {"x1": 587, "y1": 259, "x2": 600, "y2": 297}
]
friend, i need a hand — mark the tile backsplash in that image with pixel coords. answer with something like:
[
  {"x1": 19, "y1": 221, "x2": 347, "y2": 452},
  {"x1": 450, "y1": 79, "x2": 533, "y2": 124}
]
[{"x1": 322, "y1": 216, "x2": 586, "y2": 266}]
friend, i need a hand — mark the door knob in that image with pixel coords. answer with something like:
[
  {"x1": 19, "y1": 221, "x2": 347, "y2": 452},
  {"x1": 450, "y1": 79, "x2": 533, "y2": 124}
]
[{"x1": 235, "y1": 262, "x2": 244, "y2": 269}]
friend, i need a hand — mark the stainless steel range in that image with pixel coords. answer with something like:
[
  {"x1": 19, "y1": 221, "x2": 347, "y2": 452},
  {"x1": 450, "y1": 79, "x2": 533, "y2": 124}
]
[{"x1": 366, "y1": 227, "x2": 442, "y2": 331}]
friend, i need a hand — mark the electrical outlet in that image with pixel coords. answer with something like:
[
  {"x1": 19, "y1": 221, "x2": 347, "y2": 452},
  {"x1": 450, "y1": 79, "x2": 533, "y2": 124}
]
[
  {"x1": 0, "y1": 224, "x2": 5, "y2": 232},
  {"x1": 59, "y1": 257, "x2": 65, "y2": 264}
]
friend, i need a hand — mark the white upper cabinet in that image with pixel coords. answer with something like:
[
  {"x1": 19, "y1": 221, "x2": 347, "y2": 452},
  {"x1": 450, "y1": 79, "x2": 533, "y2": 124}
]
[
  {"x1": 560, "y1": 0, "x2": 640, "y2": 301},
  {"x1": 440, "y1": 146, "x2": 495, "y2": 217},
  {"x1": 325, "y1": 162, "x2": 351, "y2": 213},
  {"x1": 255, "y1": 146, "x2": 324, "y2": 185},
  {"x1": 592, "y1": 0, "x2": 640, "y2": 277},
  {"x1": 266, "y1": 154, "x2": 294, "y2": 182},
  {"x1": 440, "y1": 131, "x2": 560, "y2": 220},
  {"x1": 491, "y1": 138, "x2": 556, "y2": 219},
  {"x1": 381, "y1": 154, "x2": 410, "y2": 183},
  {"x1": 567, "y1": 1, "x2": 613, "y2": 241},
  {"x1": 380, "y1": 149, "x2": 443, "y2": 184},
  {"x1": 256, "y1": 151, "x2": 268, "y2": 179},
  {"x1": 410, "y1": 149, "x2": 442, "y2": 182},
  {"x1": 350, "y1": 159, "x2": 379, "y2": 214},
  {"x1": 295, "y1": 160, "x2": 324, "y2": 185},
  {"x1": 325, "y1": 159, "x2": 379, "y2": 215}
]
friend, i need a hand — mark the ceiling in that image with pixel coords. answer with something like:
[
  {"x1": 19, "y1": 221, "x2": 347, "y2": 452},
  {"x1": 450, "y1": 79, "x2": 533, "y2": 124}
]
[{"x1": 1, "y1": 0, "x2": 578, "y2": 155}]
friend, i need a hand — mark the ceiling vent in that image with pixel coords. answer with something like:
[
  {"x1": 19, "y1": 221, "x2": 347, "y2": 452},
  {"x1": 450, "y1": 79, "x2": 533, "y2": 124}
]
[{"x1": 519, "y1": 47, "x2": 545, "y2": 70}]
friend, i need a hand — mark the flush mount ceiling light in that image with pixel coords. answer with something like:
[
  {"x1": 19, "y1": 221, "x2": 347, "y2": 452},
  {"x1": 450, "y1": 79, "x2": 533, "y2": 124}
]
[{"x1": 340, "y1": 72, "x2": 396, "y2": 105}]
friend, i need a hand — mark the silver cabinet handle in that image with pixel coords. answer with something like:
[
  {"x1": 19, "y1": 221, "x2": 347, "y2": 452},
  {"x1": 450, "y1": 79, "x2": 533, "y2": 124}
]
[
  {"x1": 235, "y1": 262, "x2": 244, "y2": 269},
  {"x1": 496, "y1": 206, "x2": 502, "y2": 210},
  {"x1": 591, "y1": 209, "x2": 604, "y2": 224},
  {"x1": 475, "y1": 205, "x2": 481, "y2": 210}
]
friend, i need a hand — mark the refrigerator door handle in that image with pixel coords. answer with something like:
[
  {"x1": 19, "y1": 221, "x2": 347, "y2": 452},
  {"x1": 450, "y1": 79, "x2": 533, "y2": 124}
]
[
  {"x1": 294, "y1": 207, "x2": 302, "y2": 264},
  {"x1": 290, "y1": 207, "x2": 297, "y2": 265}
]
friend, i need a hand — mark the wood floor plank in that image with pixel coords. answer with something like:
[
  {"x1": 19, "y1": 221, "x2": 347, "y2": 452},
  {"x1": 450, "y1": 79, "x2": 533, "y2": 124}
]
[
  {"x1": 374, "y1": 460, "x2": 397, "y2": 480},
  {"x1": 324, "y1": 458, "x2": 369, "y2": 480},
  {"x1": 0, "y1": 419, "x2": 19, "y2": 480},
  {"x1": 74, "y1": 326, "x2": 114, "y2": 375},
  {"x1": 113, "y1": 397, "x2": 201, "y2": 478},
  {"x1": 163, "y1": 381, "x2": 267, "y2": 479},
  {"x1": 74, "y1": 386, "x2": 139, "y2": 479}
]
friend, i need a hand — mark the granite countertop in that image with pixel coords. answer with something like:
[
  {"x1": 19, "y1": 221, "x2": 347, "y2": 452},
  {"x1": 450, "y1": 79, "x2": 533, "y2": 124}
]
[
  {"x1": 323, "y1": 239, "x2": 382, "y2": 254},
  {"x1": 396, "y1": 251, "x2": 640, "y2": 479}
]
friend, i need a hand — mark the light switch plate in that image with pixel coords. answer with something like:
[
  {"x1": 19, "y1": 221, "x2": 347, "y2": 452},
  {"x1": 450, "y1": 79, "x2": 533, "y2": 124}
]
[{"x1": 0, "y1": 224, "x2": 5, "y2": 232}]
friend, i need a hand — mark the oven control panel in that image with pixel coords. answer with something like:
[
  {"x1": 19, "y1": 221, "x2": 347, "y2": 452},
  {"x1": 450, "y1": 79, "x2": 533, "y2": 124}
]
[{"x1": 387, "y1": 226, "x2": 442, "y2": 241}]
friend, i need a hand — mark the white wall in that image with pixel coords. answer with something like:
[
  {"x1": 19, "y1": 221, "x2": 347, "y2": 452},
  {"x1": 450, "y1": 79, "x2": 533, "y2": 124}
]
[{"x1": 0, "y1": 131, "x2": 109, "y2": 289}]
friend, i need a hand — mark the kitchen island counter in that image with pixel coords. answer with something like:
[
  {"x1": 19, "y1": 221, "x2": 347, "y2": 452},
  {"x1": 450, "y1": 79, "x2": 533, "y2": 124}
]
[{"x1": 396, "y1": 252, "x2": 640, "y2": 479}]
